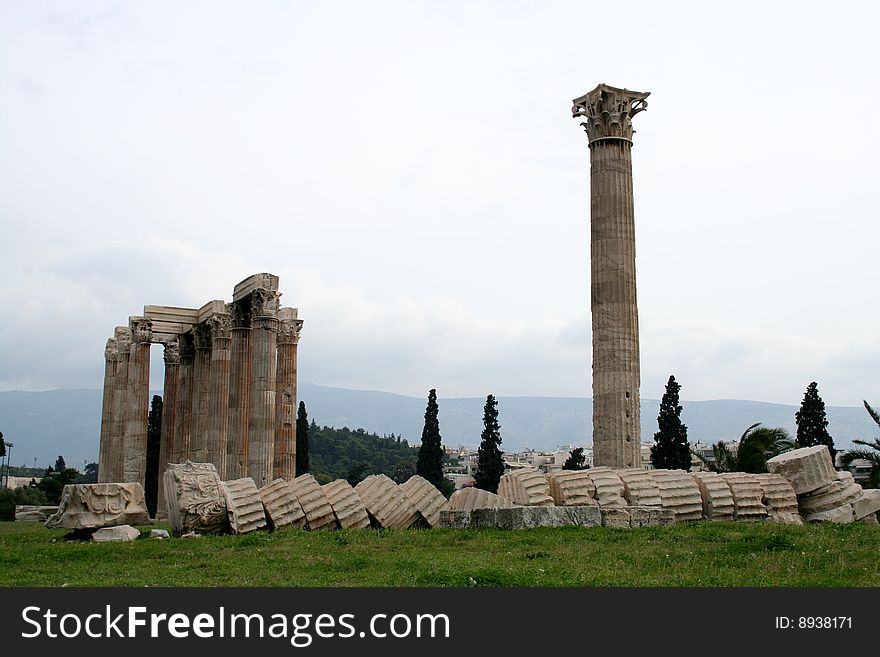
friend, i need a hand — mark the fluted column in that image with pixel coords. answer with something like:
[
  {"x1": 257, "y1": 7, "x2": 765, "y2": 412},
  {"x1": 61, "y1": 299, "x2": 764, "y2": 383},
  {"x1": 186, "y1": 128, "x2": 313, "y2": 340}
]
[
  {"x1": 189, "y1": 323, "x2": 212, "y2": 463},
  {"x1": 274, "y1": 309, "x2": 303, "y2": 480},
  {"x1": 156, "y1": 339, "x2": 180, "y2": 516},
  {"x1": 123, "y1": 317, "x2": 152, "y2": 484},
  {"x1": 97, "y1": 337, "x2": 119, "y2": 483},
  {"x1": 173, "y1": 333, "x2": 195, "y2": 464},
  {"x1": 226, "y1": 300, "x2": 251, "y2": 479},
  {"x1": 247, "y1": 288, "x2": 279, "y2": 487},
  {"x1": 109, "y1": 326, "x2": 131, "y2": 481},
  {"x1": 206, "y1": 310, "x2": 232, "y2": 477},
  {"x1": 572, "y1": 83, "x2": 650, "y2": 468}
]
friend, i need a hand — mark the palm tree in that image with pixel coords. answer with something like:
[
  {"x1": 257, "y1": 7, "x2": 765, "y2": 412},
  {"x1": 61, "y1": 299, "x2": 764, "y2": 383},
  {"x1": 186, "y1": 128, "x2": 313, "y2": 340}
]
[
  {"x1": 693, "y1": 423, "x2": 794, "y2": 473},
  {"x1": 839, "y1": 401, "x2": 880, "y2": 489}
]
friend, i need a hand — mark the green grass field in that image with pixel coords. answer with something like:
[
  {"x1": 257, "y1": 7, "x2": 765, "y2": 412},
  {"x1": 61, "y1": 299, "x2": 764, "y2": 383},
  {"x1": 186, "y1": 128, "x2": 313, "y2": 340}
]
[{"x1": 1, "y1": 520, "x2": 878, "y2": 587}]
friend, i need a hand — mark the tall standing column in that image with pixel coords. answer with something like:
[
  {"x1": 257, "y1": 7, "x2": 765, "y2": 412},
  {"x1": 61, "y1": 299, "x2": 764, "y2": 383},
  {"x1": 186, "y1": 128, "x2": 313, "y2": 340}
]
[
  {"x1": 97, "y1": 337, "x2": 119, "y2": 483},
  {"x1": 226, "y1": 300, "x2": 251, "y2": 479},
  {"x1": 247, "y1": 288, "x2": 279, "y2": 487},
  {"x1": 572, "y1": 83, "x2": 650, "y2": 469},
  {"x1": 123, "y1": 317, "x2": 152, "y2": 484},
  {"x1": 206, "y1": 311, "x2": 232, "y2": 477},
  {"x1": 189, "y1": 323, "x2": 212, "y2": 463},
  {"x1": 173, "y1": 333, "x2": 195, "y2": 465},
  {"x1": 109, "y1": 327, "x2": 131, "y2": 481},
  {"x1": 156, "y1": 339, "x2": 180, "y2": 516},
  {"x1": 274, "y1": 309, "x2": 303, "y2": 480}
]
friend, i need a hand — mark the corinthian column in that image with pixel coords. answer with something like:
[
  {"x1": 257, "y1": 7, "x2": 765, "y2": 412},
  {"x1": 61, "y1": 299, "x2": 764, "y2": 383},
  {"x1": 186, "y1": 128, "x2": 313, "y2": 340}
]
[
  {"x1": 109, "y1": 327, "x2": 131, "y2": 481},
  {"x1": 226, "y1": 299, "x2": 251, "y2": 479},
  {"x1": 247, "y1": 288, "x2": 279, "y2": 487},
  {"x1": 156, "y1": 339, "x2": 180, "y2": 516},
  {"x1": 572, "y1": 83, "x2": 650, "y2": 469},
  {"x1": 123, "y1": 317, "x2": 152, "y2": 484},
  {"x1": 274, "y1": 309, "x2": 303, "y2": 480},
  {"x1": 173, "y1": 333, "x2": 195, "y2": 464},
  {"x1": 206, "y1": 310, "x2": 232, "y2": 476},
  {"x1": 189, "y1": 322, "x2": 212, "y2": 463},
  {"x1": 97, "y1": 337, "x2": 119, "y2": 483}
]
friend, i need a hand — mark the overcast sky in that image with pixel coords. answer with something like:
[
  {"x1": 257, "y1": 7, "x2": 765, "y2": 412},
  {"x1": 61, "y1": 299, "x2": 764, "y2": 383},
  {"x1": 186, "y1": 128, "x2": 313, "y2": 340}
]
[{"x1": 1, "y1": 1, "x2": 879, "y2": 407}]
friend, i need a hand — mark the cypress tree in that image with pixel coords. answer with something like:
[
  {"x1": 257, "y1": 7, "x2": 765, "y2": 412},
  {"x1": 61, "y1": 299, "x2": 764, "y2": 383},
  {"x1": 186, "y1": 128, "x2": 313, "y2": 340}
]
[
  {"x1": 562, "y1": 447, "x2": 588, "y2": 470},
  {"x1": 650, "y1": 375, "x2": 692, "y2": 471},
  {"x1": 475, "y1": 394, "x2": 504, "y2": 493},
  {"x1": 296, "y1": 401, "x2": 310, "y2": 475},
  {"x1": 795, "y1": 382, "x2": 837, "y2": 462},
  {"x1": 416, "y1": 388, "x2": 444, "y2": 489},
  {"x1": 145, "y1": 394, "x2": 163, "y2": 517}
]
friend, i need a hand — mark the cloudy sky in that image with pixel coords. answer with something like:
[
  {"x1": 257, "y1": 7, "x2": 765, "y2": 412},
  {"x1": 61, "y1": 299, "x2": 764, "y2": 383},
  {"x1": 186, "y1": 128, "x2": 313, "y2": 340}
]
[{"x1": 1, "y1": 1, "x2": 879, "y2": 407}]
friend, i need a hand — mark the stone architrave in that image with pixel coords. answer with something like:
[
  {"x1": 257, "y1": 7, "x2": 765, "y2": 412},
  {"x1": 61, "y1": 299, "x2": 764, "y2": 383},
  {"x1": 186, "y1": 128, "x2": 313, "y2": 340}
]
[
  {"x1": 259, "y1": 478, "x2": 307, "y2": 529},
  {"x1": 163, "y1": 461, "x2": 228, "y2": 537},
  {"x1": 852, "y1": 488, "x2": 880, "y2": 520},
  {"x1": 399, "y1": 475, "x2": 449, "y2": 527},
  {"x1": 221, "y1": 478, "x2": 267, "y2": 534},
  {"x1": 618, "y1": 468, "x2": 662, "y2": 507},
  {"x1": 497, "y1": 470, "x2": 554, "y2": 506},
  {"x1": 274, "y1": 310, "x2": 302, "y2": 481},
  {"x1": 651, "y1": 470, "x2": 703, "y2": 522},
  {"x1": 108, "y1": 327, "x2": 131, "y2": 482},
  {"x1": 798, "y1": 471, "x2": 862, "y2": 515},
  {"x1": 290, "y1": 474, "x2": 337, "y2": 530},
  {"x1": 584, "y1": 467, "x2": 627, "y2": 508},
  {"x1": 447, "y1": 487, "x2": 514, "y2": 512},
  {"x1": 572, "y1": 84, "x2": 650, "y2": 468},
  {"x1": 546, "y1": 470, "x2": 597, "y2": 506},
  {"x1": 720, "y1": 473, "x2": 768, "y2": 520},
  {"x1": 755, "y1": 473, "x2": 802, "y2": 525},
  {"x1": 691, "y1": 472, "x2": 735, "y2": 520},
  {"x1": 766, "y1": 445, "x2": 836, "y2": 495},
  {"x1": 122, "y1": 317, "x2": 152, "y2": 485},
  {"x1": 226, "y1": 299, "x2": 251, "y2": 480},
  {"x1": 45, "y1": 483, "x2": 150, "y2": 530},
  {"x1": 97, "y1": 337, "x2": 119, "y2": 483},
  {"x1": 354, "y1": 474, "x2": 419, "y2": 529},
  {"x1": 156, "y1": 339, "x2": 180, "y2": 517},
  {"x1": 206, "y1": 311, "x2": 232, "y2": 477},
  {"x1": 247, "y1": 285, "x2": 280, "y2": 488},
  {"x1": 322, "y1": 479, "x2": 371, "y2": 529},
  {"x1": 189, "y1": 322, "x2": 212, "y2": 464}
]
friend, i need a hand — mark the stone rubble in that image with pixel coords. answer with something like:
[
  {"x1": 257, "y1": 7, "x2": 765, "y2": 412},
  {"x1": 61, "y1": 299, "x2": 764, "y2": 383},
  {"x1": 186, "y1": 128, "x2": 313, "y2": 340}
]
[
  {"x1": 354, "y1": 474, "x2": 419, "y2": 529},
  {"x1": 852, "y1": 488, "x2": 880, "y2": 521},
  {"x1": 14, "y1": 505, "x2": 59, "y2": 523},
  {"x1": 798, "y1": 471, "x2": 862, "y2": 515},
  {"x1": 322, "y1": 479, "x2": 371, "y2": 529},
  {"x1": 720, "y1": 473, "x2": 768, "y2": 521},
  {"x1": 767, "y1": 445, "x2": 836, "y2": 495},
  {"x1": 258, "y1": 478, "x2": 307, "y2": 529},
  {"x1": 221, "y1": 478, "x2": 268, "y2": 534},
  {"x1": 290, "y1": 474, "x2": 338, "y2": 530},
  {"x1": 163, "y1": 461, "x2": 228, "y2": 537},
  {"x1": 690, "y1": 472, "x2": 735, "y2": 520},
  {"x1": 399, "y1": 475, "x2": 449, "y2": 527},
  {"x1": 755, "y1": 473, "x2": 802, "y2": 525},
  {"x1": 803, "y1": 504, "x2": 854, "y2": 523},
  {"x1": 92, "y1": 525, "x2": 141, "y2": 542}
]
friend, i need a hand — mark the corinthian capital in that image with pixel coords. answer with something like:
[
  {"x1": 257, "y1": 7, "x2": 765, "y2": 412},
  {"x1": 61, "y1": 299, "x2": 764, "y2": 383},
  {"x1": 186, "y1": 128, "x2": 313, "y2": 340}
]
[
  {"x1": 572, "y1": 83, "x2": 649, "y2": 142},
  {"x1": 163, "y1": 339, "x2": 181, "y2": 366},
  {"x1": 278, "y1": 318, "x2": 304, "y2": 345},
  {"x1": 193, "y1": 322, "x2": 212, "y2": 350},
  {"x1": 251, "y1": 289, "x2": 279, "y2": 319},
  {"x1": 104, "y1": 338, "x2": 119, "y2": 362},
  {"x1": 129, "y1": 317, "x2": 153, "y2": 344},
  {"x1": 206, "y1": 312, "x2": 232, "y2": 341}
]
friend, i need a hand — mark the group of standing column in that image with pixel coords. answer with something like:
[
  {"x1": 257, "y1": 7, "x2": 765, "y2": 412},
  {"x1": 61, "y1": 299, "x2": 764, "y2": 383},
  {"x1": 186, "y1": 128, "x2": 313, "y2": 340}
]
[{"x1": 96, "y1": 274, "x2": 303, "y2": 513}]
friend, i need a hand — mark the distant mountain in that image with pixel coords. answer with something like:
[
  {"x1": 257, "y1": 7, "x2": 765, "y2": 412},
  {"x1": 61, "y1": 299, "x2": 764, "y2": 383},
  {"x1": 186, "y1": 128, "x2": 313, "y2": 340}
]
[{"x1": 0, "y1": 385, "x2": 876, "y2": 468}]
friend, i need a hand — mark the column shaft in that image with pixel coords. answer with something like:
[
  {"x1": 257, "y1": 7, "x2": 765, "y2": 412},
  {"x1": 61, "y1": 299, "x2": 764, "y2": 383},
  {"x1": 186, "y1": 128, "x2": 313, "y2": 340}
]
[
  {"x1": 226, "y1": 300, "x2": 251, "y2": 480},
  {"x1": 109, "y1": 328, "x2": 131, "y2": 481},
  {"x1": 189, "y1": 324, "x2": 212, "y2": 463},
  {"x1": 273, "y1": 314, "x2": 302, "y2": 480},
  {"x1": 122, "y1": 318, "x2": 152, "y2": 484},
  {"x1": 97, "y1": 337, "x2": 118, "y2": 483},
  {"x1": 206, "y1": 312, "x2": 232, "y2": 477},
  {"x1": 173, "y1": 334, "x2": 195, "y2": 465},
  {"x1": 247, "y1": 290, "x2": 279, "y2": 487}
]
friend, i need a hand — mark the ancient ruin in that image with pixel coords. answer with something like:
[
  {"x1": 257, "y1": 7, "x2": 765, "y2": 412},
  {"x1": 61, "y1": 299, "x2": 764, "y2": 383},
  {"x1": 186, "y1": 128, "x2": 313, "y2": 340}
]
[
  {"x1": 572, "y1": 83, "x2": 650, "y2": 468},
  {"x1": 45, "y1": 482, "x2": 150, "y2": 530},
  {"x1": 96, "y1": 273, "x2": 303, "y2": 509}
]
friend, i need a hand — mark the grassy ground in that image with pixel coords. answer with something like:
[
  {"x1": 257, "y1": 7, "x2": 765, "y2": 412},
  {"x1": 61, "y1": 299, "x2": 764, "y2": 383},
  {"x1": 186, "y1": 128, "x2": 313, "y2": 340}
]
[{"x1": 1, "y1": 520, "x2": 878, "y2": 587}]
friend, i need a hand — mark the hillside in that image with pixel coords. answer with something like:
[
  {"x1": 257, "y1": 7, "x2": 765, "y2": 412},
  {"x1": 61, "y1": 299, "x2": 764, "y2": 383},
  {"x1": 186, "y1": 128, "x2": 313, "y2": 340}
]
[{"x1": 0, "y1": 385, "x2": 877, "y2": 467}]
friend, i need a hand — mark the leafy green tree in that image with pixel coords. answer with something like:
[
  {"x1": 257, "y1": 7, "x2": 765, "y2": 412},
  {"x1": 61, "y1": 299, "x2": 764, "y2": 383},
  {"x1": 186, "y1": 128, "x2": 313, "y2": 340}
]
[
  {"x1": 79, "y1": 462, "x2": 99, "y2": 484},
  {"x1": 562, "y1": 447, "x2": 589, "y2": 470},
  {"x1": 144, "y1": 395, "x2": 163, "y2": 517},
  {"x1": 296, "y1": 401, "x2": 310, "y2": 476},
  {"x1": 346, "y1": 463, "x2": 368, "y2": 486},
  {"x1": 37, "y1": 461, "x2": 80, "y2": 505},
  {"x1": 475, "y1": 394, "x2": 504, "y2": 493},
  {"x1": 694, "y1": 423, "x2": 794, "y2": 473},
  {"x1": 393, "y1": 459, "x2": 415, "y2": 484},
  {"x1": 795, "y1": 381, "x2": 836, "y2": 462},
  {"x1": 54, "y1": 455, "x2": 66, "y2": 472},
  {"x1": 650, "y1": 375, "x2": 692, "y2": 471},
  {"x1": 416, "y1": 389, "x2": 444, "y2": 489},
  {"x1": 839, "y1": 400, "x2": 880, "y2": 489}
]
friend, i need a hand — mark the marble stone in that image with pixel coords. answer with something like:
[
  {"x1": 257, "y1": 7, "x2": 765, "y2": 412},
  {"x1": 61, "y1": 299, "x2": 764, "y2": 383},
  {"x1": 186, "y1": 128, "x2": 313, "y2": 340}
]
[
  {"x1": 14, "y1": 505, "x2": 58, "y2": 523},
  {"x1": 290, "y1": 474, "x2": 338, "y2": 530},
  {"x1": 720, "y1": 473, "x2": 768, "y2": 520},
  {"x1": 163, "y1": 461, "x2": 228, "y2": 537},
  {"x1": 399, "y1": 475, "x2": 449, "y2": 527},
  {"x1": 691, "y1": 472, "x2": 735, "y2": 520},
  {"x1": 221, "y1": 477, "x2": 267, "y2": 534},
  {"x1": 803, "y1": 504, "x2": 854, "y2": 523},
  {"x1": 322, "y1": 479, "x2": 370, "y2": 529},
  {"x1": 46, "y1": 483, "x2": 150, "y2": 530},
  {"x1": 798, "y1": 472, "x2": 863, "y2": 515},
  {"x1": 438, "y1": 509, "x2": 472, "y2": 529},
  {"x1": 497, "y1": 470, "x2": 554, "y2": 506},
  {"x1": 618, "y1": 469, "x2": 662, "y2": 507},
  {"x1": 767, "y1": 445, "x2": 836, "y2": 495},
  {"x1": 651, "y1": 470, "x2": 703, "y2": 521},
  {"x1": 150, "y1": 528, "x2": 170, "y2": 539},
  {"x1": 355, "y1": 474, "x2": 419, "y2": 529},
  {"x1": 546, "y1": 471, "x2": 597, "y2": 506},
  {"x1": 92, "y1": 525, "x2": 141, "y2": 542},
  {"x1": 447, "y1": 487, "x2": 514, "y2": 512},
  {"x1": 755, "y1": 473, "x2": 802, "y2": 525},
  {"x1": 496, "y1": 505, "x2": 601, "y2": 530},
  {"x1": 600, "y1": 507, "x2": 631, "y2": 528},
  {"x1": 852, "y1": 488, "x2": 880, "y2": 520},
  {"x1": 259, "y1": 478, "x2": 307, "y2": 529},
  {"x1": 584, "y1": 467, "x2": 627, "y2": 508},
  {"x1": 628, "y1": 507, "x2": 675, "y2": 528}
]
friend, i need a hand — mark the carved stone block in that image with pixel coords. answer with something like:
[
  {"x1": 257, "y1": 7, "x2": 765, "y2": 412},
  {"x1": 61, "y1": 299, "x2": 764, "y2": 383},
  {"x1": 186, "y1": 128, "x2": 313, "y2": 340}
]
[
  {"x1": 547, "y1": 471, "x2": 597, "y2": 506},
  {"x1": 447, "y1": 487, "x2": 514, "y2": 512},
  {"x1": 222, "y1": 478, "x2": 267, "y2": 534},
  {"x1": 852, "y1": 488, "x2": 880, "y2": 520},
  {"x1": 259, "y1": 478, "x2": 307, "y2": 529},
  {"x1": 45, "y1": 483, "x2": 150, "y2": 530},
  {"x1": 399, "y1": 475, "x2": 449, "y2": 528},
  {"x1": 290, "y1": 474, "x2": 338, "y2": 530},
  {"x1": 354, "y1": 474, "x2": 419, "y2": 529},
  {"x1": 755, "y1": 473, "x2": 802, "y2": 525},
  {"x1": 767, "y1": 445, "x2": 836, "y2": 495},
  {"x1": 618, "y1": 469, "x2": 662, "y2": 507},
  {"x1": 497, "y1": 470, "x2": 554, "y2": 506},
  {"x1": 584, "y1": 467, "x2": 627, "y2": 508},
  {"x1": 720, "y1": 473, "x2": 768, "y2": 520},
  {"x1": 322, "y1": 479, "x2": 370, "y2": 529},
  {"x1": 803, "y1": 504, "x2": 854, "y2": 523},
  {"x1": 691, "y1": 472, "x2": 735, "y2": 520},
  {"x1": 651, "y1": 470, "x2": 703, "y2": 521},
  {"x1": 163, "y1": 461, "x2": 228, "y2": 537},
  {"x1": 798, "y1": 471, "x2": 862, "y2": 515}
]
